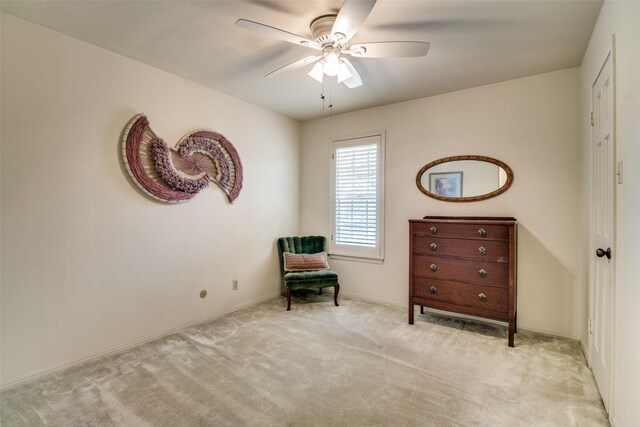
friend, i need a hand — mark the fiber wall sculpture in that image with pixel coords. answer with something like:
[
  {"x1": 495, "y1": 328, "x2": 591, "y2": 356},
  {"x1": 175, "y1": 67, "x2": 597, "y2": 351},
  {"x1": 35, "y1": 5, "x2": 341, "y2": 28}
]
[{"x1": 122, "y1": 114, "x2": 243, "y2": 203}]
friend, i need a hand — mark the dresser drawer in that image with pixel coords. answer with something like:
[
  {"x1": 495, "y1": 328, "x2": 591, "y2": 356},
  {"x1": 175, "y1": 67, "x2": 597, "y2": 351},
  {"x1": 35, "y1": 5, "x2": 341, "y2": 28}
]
[
  {"x1": 413, "y1": 278, "x2": 509, "y2": 314},
  {"x1": 413, "y1": 255, "x2": 509, "y2": 287},
  {"x1": 412, "y1": 222, "x2": 509, "y2": 241},
  {"x1": 413, "y1": 236, "x2": 509, "y2": 263}
]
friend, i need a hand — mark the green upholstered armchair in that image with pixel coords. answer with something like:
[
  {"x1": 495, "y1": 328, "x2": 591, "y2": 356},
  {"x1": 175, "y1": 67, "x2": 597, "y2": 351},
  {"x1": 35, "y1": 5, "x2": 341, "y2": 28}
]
[{"x1": 277, "y1": 236, "x2": 339, "y2": 311}]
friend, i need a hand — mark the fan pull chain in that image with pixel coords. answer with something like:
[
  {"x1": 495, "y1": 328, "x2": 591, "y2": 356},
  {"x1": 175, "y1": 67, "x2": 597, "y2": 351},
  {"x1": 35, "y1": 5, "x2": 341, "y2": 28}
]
[
  {"x1": 320, "y1": 76, "x2": 326, "y2": 110},
  {"x1": 319, "y1": 76, "x2": 335, "y2": 115},
  {"x1": 328, "y1": 77, "x2": 333, "y2": 116}
]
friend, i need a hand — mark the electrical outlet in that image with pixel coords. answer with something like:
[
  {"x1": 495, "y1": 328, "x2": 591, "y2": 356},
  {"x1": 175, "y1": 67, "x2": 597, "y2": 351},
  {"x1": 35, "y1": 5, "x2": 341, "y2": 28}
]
[{"x1": 232, "y1": 280, "x2": 238, "y2": 291}]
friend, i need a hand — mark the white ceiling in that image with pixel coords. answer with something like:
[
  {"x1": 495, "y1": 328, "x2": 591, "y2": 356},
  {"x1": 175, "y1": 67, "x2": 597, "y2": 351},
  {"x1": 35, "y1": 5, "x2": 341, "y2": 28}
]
[{"x1": 1, "y1": 0, "x2": 603, "y2": 122}]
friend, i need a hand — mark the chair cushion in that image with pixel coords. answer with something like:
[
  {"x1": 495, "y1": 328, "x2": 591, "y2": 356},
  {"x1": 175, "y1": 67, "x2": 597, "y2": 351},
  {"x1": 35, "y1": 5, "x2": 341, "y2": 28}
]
[
  {"x1": 284, "y1": 269, "x2": 338, "y2": 289},
  {"x1": 283, "y1": 252, "x2": 329, "y2": 272}
]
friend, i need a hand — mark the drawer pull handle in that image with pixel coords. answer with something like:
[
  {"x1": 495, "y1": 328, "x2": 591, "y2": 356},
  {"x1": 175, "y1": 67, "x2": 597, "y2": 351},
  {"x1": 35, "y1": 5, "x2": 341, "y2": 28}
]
[
  {"x1": 429, "y1": 243, "x2": 437, "y2": 251},
  {"x1": 479, "y1": 268, "x2": 487, "y2": 278},
  {"x1": 430, "y1": 286, "x2": 437, "y2": 294},
  {"x1": 430, "y1": 264, "x2": 438, "y2": 272},
  {"x1": 479, "y1": 246, "x2": 486, "y2": 256},
  {"x1": 430, "y1": 226, "x2": 438, "y2": 235},
  {"x1": 478, "y1": 293, "x2": 487, "y2": 302},
  {"x1": 478, "y1": 228, "x2": 487, "y2": 237}
]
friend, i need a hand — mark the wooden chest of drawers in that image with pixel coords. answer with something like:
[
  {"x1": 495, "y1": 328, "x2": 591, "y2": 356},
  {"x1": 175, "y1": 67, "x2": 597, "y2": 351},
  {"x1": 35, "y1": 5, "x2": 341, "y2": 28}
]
[{"x1": 409, "y1": 216, "x2": 518, "y2": 347}]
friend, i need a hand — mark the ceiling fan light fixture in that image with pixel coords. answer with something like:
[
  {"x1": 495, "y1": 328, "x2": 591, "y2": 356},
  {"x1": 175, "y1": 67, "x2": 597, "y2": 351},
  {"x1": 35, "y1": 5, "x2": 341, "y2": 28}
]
[
  {"x1": 323, "y1": 52, "x2": 341, "y2": 76},
  {"x1": 308, "y1": 62, "x2": 324, "y2": 82},
  {"x1": 337, "y1": 61, "x2": 353, "y2": 83}
]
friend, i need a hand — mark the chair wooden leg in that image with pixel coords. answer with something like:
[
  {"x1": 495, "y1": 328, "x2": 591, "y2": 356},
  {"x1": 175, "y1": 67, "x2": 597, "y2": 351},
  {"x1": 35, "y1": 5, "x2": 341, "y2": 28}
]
[
  {"x1": 286, "y1": 287, "x2": 291, "y2": 311},
  {"x1": 334, "y1": 283, "x2": 340, "y2": 306},
  {"x1": 318, "y1": 288, "x2": 323, "y2": 295}
]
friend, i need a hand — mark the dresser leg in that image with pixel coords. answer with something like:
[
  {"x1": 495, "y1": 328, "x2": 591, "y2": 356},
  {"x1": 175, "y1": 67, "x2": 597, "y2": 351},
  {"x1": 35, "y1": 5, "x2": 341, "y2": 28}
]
[
  {"x1": 420, "y1": 306, "x2": 424, "y2": 314},
  {"x1": 508, "y1": 320, "x2": 515, "y2": 347},
  {"x1": 409, "y1": 303, "x2": 414, "y2": 325}
]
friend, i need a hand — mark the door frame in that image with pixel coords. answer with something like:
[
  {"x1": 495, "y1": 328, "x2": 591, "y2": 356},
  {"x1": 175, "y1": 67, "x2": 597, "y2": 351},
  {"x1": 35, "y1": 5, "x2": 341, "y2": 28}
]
[{"x1": 588, "y1": 34, "x2": 616, "y2": 418}]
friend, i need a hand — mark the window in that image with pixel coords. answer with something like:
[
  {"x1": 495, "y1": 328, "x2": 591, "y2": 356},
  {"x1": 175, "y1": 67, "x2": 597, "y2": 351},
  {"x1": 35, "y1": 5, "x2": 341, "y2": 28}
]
[{"x1": 330, "y1": 132, "x2": 385, "y2": 261}]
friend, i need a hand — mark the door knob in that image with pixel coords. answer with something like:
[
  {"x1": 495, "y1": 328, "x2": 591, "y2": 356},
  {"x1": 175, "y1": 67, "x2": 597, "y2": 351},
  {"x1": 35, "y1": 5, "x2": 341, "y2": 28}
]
[{"x1": 596, "y1": 247, "x2": 612, "y2": 259}]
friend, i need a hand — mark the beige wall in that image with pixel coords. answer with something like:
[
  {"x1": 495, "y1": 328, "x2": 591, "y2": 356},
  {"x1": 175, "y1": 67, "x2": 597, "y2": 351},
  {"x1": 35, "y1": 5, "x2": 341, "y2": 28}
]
[
  {"x1": 580, "y1": 1, "x2": 640, "y2": 425},
  {"x1": 0, "y1": 14, "x2": 300, "y2": 387},
  {"x1": 301, "y1": 68, "x2": 582, "y2": 338}
]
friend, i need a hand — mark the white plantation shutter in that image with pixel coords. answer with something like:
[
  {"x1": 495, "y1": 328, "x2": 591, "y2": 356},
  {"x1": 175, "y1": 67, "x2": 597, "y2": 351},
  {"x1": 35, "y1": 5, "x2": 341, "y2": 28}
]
[
  {"x1": 330, "y1": 133, "x2": 384, "y2": 260},
  {"x1": 335, "y1": 144, "x2": 377, "y2": 247}
]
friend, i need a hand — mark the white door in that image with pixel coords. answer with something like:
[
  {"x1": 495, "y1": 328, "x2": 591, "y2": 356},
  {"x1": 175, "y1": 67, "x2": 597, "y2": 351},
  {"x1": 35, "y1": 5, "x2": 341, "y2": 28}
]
[{"x1": 590, "y1": 51, "x2": 614, "y2": 411}]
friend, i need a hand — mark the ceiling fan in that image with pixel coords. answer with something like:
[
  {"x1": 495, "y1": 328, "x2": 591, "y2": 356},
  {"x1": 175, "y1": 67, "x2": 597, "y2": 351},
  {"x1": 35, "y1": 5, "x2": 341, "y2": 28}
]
[{"x1": 235, "y1": 0, "x2": 430, "y2": 88}]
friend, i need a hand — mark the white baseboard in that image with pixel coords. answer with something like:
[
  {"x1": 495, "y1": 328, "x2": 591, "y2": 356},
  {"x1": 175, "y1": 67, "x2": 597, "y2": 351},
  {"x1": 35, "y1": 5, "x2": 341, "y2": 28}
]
[
  {"x1": 2, "y1": 289, "x2": 582, "y2": 391},
  {"x1": 0, "y1": 292, "x2": 280, "y2": 392},
  {"x1": 512, "y1": 325, "x2": 579, "y2": 341},
  {"x1": 338, "y1": 291, "x2": 405, "y2": 309},
  {"x1": 338, "y1": 291, "x2": 580, "y2": 340},
  {"x1": 580, "y1": 338, "x2": 590, "y2": 363}
]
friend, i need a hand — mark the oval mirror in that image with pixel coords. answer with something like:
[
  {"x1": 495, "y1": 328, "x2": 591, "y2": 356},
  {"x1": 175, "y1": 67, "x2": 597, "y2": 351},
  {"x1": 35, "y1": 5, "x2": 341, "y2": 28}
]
[{"x1": 416, "y1": 155, "x2": 513, "y2": 202}]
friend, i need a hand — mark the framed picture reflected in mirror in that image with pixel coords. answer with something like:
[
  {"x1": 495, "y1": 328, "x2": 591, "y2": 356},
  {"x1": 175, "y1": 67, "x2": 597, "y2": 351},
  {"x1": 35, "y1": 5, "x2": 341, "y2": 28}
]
[{"x1": 429, "y1": 172, "x2": 463, "y2": 197}]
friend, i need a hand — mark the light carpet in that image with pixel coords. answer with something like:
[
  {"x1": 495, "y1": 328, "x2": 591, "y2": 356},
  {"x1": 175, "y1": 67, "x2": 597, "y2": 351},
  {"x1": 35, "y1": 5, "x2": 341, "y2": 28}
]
[{"x1": 1, "y1": 294, "x2": 609, "y2": 426}]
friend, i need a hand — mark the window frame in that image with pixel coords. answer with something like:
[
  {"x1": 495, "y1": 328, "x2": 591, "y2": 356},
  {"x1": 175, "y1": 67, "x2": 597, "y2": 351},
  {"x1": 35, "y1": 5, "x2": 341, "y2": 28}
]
[{"x1": 329, "y1": 131, "x2": 385, "y2": 262}]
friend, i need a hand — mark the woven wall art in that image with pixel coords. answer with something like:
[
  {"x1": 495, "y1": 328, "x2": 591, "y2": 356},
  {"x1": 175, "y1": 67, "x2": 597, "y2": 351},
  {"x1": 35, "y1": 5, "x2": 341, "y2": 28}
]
[{"x1": 121, "y1": 114, "x2": 243, "y2": 203}]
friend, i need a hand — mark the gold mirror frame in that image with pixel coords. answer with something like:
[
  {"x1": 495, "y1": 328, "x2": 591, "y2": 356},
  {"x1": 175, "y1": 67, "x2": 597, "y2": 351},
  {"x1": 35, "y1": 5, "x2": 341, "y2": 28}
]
[{"x1": 416, "y1": 155, "x2": 514, "y2": 202}]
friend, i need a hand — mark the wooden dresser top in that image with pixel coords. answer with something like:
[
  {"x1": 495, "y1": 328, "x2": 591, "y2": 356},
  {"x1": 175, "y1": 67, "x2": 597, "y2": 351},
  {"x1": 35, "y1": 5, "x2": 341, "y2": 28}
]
[{"x1": 411, "y1": 216, "x2": 517, "y2": 225}]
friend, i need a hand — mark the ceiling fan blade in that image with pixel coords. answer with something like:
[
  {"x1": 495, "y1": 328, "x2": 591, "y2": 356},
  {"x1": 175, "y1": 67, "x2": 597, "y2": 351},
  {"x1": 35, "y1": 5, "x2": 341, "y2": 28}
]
[
  {"x1": 331, "y1": 0, "x2": 377, "y2": 43},
  {"x1": 349, "y1": 41, "x2": 431, "y2": 58},
  {"x1": 236, "y1": 19, "x2": 320, "y2": 50},
  {"x1": 264, "y1": 55, "x2": 321, "y2": 78},
  {"x1": 341, "y1": 58, "x2": 363, "y2": 88}
]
